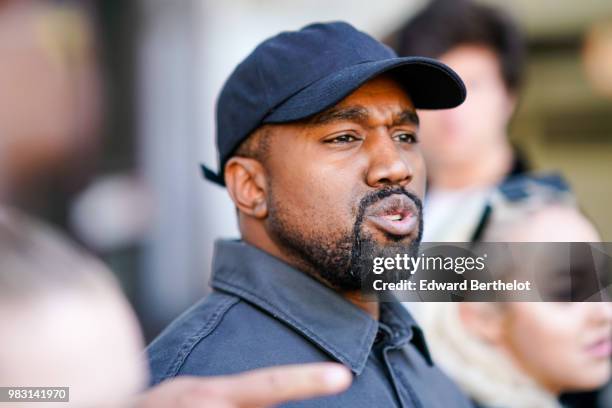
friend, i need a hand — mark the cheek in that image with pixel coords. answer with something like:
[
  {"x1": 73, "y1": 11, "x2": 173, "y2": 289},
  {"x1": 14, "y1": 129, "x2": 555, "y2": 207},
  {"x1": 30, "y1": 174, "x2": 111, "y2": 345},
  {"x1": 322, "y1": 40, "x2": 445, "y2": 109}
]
[
  {"x1": 421, "y1": 88, "x2": 506, "y2": 141},
  {"x1": 453, "y1": 94, "x2": 501, "y2": 142},
  {"x1": 472, "y1": 87, "x2": 510, "y2": 129},
  {"x1": 507, "y1": 305, "x2": 577, "y2": 360},
  {"x1": 417, "y1": 107, "x2": 481, "y2": 162},
  {"x1": 504, "y1": 304, "x2": 606, "y2": 391},
  {"x1": 268, "y1": 156, "x2": 360, "y2": 229},
  {"x1": 411, "y1": 152, "x2": 427, "y2": 197},
  {"x1": 418, "y1": 111, "x2": 445, "y2": 142}
]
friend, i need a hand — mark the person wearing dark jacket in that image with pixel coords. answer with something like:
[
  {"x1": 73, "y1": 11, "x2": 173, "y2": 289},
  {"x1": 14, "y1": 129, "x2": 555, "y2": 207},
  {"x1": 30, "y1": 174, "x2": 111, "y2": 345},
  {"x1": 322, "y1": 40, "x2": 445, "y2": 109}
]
[{"x1": 148, "y1": 21, "x2": 474, "y2": 407}]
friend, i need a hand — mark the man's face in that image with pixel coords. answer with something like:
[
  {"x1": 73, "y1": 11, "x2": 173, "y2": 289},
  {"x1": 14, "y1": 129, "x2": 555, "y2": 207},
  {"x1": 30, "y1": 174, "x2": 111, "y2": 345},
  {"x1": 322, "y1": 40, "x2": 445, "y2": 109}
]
[
  {"x1": 262, "y1": 76, "x2": 426, "y2": 290},
  {"x1": 418, "y1": 44, "x2": 515, "y2": 168}
]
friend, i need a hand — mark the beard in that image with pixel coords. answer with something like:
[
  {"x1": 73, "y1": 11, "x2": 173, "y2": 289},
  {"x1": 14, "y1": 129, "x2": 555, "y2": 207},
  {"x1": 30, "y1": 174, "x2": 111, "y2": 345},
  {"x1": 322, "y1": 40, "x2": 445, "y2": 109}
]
[{"x1": 266, "y1": 186, "x2": 423, "y2": 291}]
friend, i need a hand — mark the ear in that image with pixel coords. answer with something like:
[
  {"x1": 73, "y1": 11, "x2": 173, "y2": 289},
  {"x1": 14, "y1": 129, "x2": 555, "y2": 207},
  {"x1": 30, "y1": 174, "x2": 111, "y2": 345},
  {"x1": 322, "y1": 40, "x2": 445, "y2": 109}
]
[
  {"x1": 458, "y1": 303, "x2": 505, "y2": 345},
  {"x1": 224, "y1": 157, "x2": 268, "y2": 219}
]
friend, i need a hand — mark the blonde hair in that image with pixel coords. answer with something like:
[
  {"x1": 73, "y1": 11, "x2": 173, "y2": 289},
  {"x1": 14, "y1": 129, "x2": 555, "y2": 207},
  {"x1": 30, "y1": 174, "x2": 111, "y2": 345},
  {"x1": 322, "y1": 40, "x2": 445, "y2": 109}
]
[
  {"x1": 417, "y1": 303, "x2": 560, "y2": 408},
  {"x1": 415, "y1": 181, "x2": 591, "y2": 407}
]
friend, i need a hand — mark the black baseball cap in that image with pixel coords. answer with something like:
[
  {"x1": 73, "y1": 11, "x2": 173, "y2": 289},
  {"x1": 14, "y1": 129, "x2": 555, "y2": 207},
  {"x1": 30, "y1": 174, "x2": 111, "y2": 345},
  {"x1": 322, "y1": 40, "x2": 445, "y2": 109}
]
[{"x1": 202, "y1": 21, "x2": 466, "y2": 186}]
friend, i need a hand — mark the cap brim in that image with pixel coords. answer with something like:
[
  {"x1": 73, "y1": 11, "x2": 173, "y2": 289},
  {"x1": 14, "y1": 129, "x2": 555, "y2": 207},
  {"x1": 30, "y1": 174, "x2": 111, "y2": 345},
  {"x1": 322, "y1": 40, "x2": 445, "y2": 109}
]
[
  {"x1": 263, "y1": 56, "x2": 466, "y2": 123},
  {"x1": 201, "y1": 164, "x2": 225, "y2": 186},
  {"x1": 204, "y1": 57, "x2": 466, "y2": 187}
]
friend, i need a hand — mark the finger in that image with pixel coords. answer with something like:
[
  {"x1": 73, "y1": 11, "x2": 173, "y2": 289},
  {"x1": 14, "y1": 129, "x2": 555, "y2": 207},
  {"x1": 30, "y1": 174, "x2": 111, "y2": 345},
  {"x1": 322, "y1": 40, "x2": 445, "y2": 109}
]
[{"x1": 202, "y1": 362, "x2": 352, "y2": 407}]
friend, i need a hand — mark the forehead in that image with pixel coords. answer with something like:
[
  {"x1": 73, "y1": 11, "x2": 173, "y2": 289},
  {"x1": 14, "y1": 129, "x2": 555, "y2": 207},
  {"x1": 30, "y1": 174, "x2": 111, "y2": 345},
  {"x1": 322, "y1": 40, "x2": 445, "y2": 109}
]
[
  {"x1": 335, "y1": 75, "x2": 414, "y2": 111},
  {"x1": 439, "y1": 44, "x2": 501, "y2": 73},
  {"x1": 263, "y1": 75, "x2": 417, "y2": 140}
]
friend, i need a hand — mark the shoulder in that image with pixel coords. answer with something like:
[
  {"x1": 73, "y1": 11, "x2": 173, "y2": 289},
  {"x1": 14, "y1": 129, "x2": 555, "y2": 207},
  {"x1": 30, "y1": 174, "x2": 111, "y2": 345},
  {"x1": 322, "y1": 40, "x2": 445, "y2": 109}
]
[
  {"x1": 146, "y1": 291, "x2": 327, "y2": 385},
  {"x1": 146, "y1": 291, "x2": 240, "y2": 385}
]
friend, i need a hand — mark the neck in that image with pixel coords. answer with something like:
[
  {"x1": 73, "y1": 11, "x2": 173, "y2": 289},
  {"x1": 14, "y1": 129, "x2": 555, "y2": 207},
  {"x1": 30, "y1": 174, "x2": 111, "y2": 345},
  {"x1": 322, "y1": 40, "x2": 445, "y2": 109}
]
[
  {"x1": 429, "y1": 141, "x2": 513, "y2": 190},
  {"x1": 343, "y1": 291, "x2": 379, "y2": 320}
]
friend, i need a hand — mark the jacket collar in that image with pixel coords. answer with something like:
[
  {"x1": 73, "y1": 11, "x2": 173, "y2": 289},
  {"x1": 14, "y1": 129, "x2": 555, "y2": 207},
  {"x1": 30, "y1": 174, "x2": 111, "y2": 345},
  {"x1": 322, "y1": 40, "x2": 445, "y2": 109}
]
[{"x1": 210, "y1": 239, "x2": 432, "y2": 374}]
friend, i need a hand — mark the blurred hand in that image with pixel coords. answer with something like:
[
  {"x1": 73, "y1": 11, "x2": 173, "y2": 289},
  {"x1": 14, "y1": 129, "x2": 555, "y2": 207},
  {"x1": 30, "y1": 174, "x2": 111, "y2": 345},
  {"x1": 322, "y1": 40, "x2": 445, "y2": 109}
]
[{"x1": 135, "y1": 362, "x2": 352, "y2": 408}]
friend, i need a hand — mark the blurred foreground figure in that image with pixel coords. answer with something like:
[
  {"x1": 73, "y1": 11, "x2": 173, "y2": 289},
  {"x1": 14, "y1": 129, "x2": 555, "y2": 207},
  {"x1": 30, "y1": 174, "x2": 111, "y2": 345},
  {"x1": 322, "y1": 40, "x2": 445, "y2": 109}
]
[
  {"x1": 0, "y1": 207, "x2": 351, "y2": 407},
  {"x1": 417, "y1": 204, "x2": 612, "y2": 408},
  {"x1": 0, "y1": 207, "x2": 144, "y2": 407}
]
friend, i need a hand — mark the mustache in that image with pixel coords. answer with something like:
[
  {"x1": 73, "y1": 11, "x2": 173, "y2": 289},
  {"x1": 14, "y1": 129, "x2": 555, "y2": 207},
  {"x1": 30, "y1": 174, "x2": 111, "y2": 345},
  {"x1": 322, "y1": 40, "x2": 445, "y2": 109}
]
[{"x1": 347, "y1": 187, "x2": 423, "y2": 277}]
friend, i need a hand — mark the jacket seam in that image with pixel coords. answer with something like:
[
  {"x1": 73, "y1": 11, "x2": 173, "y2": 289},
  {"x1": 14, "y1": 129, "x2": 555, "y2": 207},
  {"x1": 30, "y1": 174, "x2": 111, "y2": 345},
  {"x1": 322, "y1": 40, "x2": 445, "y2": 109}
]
[{"x1": 163, "y1": 295, "x2": 240, "y2": 380}]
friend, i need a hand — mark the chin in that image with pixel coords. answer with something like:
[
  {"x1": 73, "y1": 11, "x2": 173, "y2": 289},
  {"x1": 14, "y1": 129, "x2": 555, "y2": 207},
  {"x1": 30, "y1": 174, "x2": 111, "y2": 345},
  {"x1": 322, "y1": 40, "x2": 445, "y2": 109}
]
[
  {"x1": 569, "y1": 366, "x2": 611, "y2": 391},
  {"x1": 368, "y1": 232, "x2": 415, "y2": 248},
  {"x1": 385, "y1": 234, "x2": 417, "y2": 244}
]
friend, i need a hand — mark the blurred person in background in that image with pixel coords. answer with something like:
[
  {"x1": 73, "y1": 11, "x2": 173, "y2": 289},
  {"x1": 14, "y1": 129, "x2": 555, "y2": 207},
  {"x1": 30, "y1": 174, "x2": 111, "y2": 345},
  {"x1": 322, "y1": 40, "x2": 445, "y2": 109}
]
[
  {"x1": 0, "y1": 0, "x2": 151, "y2": 255},
  {"x1": 0, "y1": 206, "x2": 352, "y2": 407},
  {"x1": 0, "y1": 0, "x2": 102, "y2": 227},
  {"x1": 392, "y1": 0, "x2": 530, "y2": 242},
  {"x1": 394, "y1": 2, "x2": 611, "y2": 405},
  {"x1": 416, "y1": 199, "x2": 612, "y2": 408},
  {"x1": 0, "y1": 0, "x2": 156, "y2": 345}
]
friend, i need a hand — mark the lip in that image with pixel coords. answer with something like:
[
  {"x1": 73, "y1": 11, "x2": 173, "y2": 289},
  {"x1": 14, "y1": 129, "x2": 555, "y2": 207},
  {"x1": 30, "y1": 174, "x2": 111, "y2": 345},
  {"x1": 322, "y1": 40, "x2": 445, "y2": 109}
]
[
  {"x1": 365, "y1": 194, "x2": 418, "y2": 238},
  {"x1": 585, "y1": 338, "x2": 612, "y2": 359}
]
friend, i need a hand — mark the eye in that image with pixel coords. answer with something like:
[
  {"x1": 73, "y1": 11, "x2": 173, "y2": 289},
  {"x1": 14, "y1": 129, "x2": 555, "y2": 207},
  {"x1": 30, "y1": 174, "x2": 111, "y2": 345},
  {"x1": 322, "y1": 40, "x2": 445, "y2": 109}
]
[
  {"x1": 394, "y1": 132, "x2": 418, "y2": 144},
  {"x1": 325, "y1": 134, "x2": 361, "y2": 144}
]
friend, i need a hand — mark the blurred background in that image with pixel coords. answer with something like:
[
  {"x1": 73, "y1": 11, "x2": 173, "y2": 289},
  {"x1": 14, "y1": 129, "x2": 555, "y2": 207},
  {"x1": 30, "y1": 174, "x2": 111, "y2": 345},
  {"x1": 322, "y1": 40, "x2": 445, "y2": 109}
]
[{"x1": 0, "y1": 0, "x2": 611, "y2": 341}]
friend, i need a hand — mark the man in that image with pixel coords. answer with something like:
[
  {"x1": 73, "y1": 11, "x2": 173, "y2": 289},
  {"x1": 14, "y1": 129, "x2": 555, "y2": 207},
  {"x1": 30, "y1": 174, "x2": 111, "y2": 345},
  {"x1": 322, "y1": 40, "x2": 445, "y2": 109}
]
[
  {"x1": 392, "y1": 0, "x2": 528, "y2": 242},
  {"x1": 148, "y1": 22, "x2": 472, "y2": 407},
  {"x1": 0, "y1": 206, "x2": 352, "y2": 408}
]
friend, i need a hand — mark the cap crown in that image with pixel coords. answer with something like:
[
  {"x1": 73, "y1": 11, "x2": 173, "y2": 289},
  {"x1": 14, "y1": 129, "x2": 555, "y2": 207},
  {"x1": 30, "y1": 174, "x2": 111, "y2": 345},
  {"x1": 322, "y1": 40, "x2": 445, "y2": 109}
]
[{"x1": 216, "y1": 22, "x2": 395, "y2": 165}]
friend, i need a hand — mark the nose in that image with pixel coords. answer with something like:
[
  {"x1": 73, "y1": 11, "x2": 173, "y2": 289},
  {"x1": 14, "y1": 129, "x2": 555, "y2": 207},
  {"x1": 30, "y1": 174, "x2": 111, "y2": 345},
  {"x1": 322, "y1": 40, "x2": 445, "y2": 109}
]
[{"x1": 365, "y1": 133, "x2": 415, "y2": 188}]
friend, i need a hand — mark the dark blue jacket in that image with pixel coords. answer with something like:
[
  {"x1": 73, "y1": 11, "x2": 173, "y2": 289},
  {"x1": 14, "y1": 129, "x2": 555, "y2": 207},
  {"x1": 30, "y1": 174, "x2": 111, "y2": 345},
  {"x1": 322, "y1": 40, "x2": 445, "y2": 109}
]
[{"x1": 147, "y1": 240, "x2": 473, "y2": 407}]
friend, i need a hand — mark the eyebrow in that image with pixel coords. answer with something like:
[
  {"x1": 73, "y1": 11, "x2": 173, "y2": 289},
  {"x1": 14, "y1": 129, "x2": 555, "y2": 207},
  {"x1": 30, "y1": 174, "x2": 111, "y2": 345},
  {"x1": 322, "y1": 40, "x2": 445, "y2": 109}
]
[
  {"x1": 394, "y1": 110, "x2": 420, "y2": 127},
  {"x1": 308, "y1": 105, "x2": 419, "y2": 127},
  {"x1": 308, "y1": 106, "x2": 369, "y2": 125}
]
